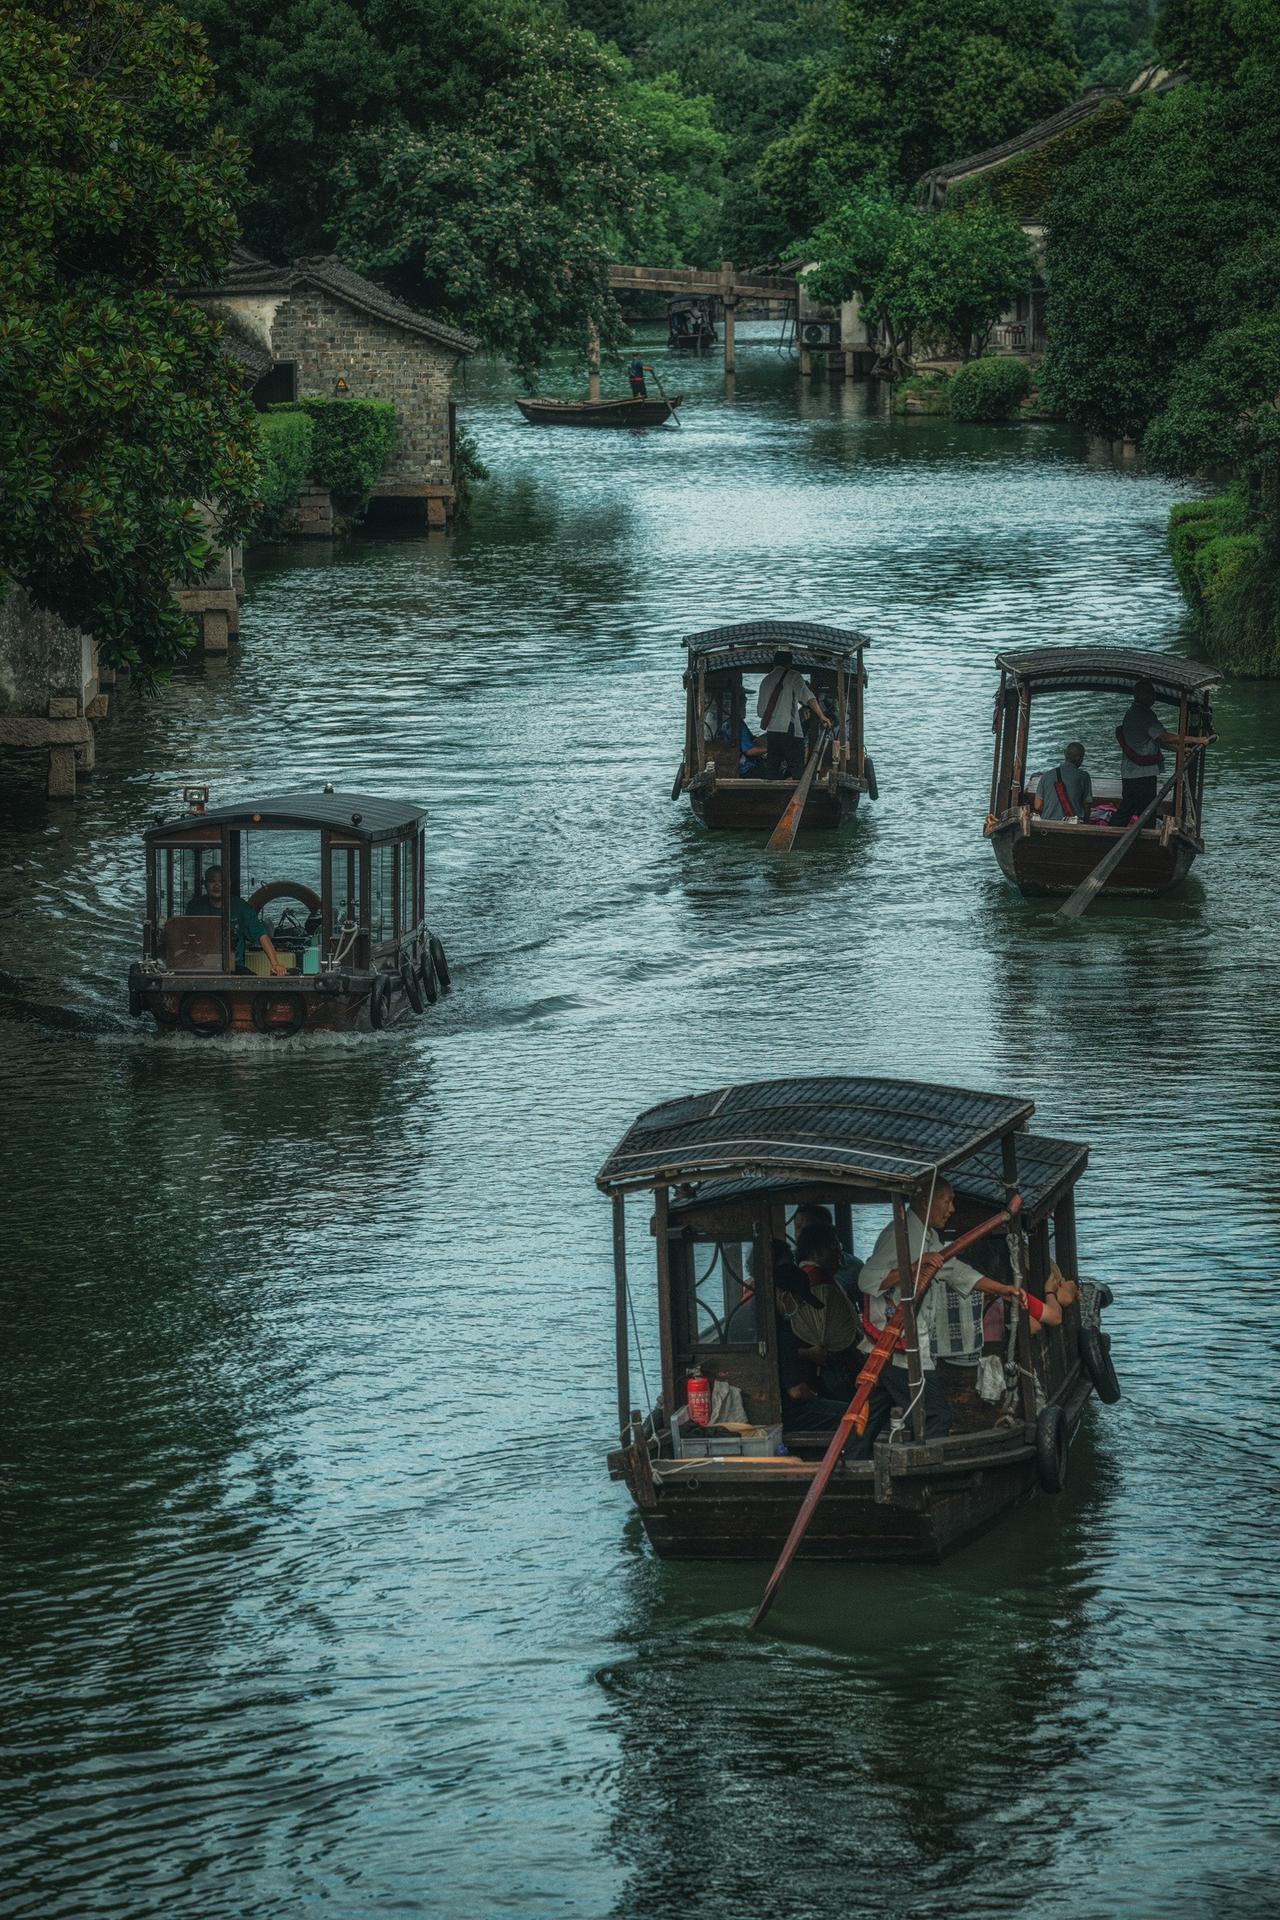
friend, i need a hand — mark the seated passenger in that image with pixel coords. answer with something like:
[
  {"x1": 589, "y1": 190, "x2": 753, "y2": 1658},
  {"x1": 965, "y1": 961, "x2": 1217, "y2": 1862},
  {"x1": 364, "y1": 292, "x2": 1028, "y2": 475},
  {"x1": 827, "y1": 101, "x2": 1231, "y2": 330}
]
[
  {"x1": 848, "y1": 1178, "x2": 1029, "y2": 1452},
  {"x1": 1033, "y1": 742, "x2": 1093, "y2": 822},
  {"x1": 773, "y1": 1238, "x2": 854, "y2": 1432},
  {"x1": 778, "y1": 1219, "x2": 863, "y2": 1397},
  {"x1": 186, "y1": 864, "x2": 286, "y2": 976},
  {"x1": 737, "y1": 722, "x2": 767, "y2": 778},
  {"x1": 792, "y1": 1203, "x2": 863, "y2": 1295}
]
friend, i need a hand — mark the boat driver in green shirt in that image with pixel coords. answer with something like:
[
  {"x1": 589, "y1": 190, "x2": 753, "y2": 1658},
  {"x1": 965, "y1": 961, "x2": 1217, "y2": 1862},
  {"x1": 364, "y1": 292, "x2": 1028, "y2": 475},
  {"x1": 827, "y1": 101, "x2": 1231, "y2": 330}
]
[{"x1": 186, "y1": 865, "x2": 287, "y2": 975}]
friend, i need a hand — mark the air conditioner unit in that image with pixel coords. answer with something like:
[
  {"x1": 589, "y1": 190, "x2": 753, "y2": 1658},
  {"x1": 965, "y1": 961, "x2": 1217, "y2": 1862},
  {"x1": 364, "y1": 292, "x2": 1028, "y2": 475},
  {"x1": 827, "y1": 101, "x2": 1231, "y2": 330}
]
[{"x1": 800, "y1": 318, "x2": 840, "y2": 348}]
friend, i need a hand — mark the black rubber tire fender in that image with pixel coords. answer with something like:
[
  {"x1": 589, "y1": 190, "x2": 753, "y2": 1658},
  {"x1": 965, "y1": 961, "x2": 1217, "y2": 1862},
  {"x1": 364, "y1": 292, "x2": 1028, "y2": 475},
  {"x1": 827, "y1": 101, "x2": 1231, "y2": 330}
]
[
  {"x1": 369, "y1": 974, "x2": 392, "y2": 1030},
  {"x1": 251, "y1": 992, "x2": 307, "y2": 1037},
  {"x1": 128, "y1": 963, "x2": 144, "y2": 1019},
  {"x1": 401, "y1": 956, "x2": 426, "y2": 1014},
  {"x1": 178, "y1": 990, "x2": 231, "y2": 1037},
  {"x1": 428, "y1": 933, "x2": 450, "y2": 990},
  {"x1": 1079, "y1": 1325, "x2": 1121, "y2": 1403},
  {"x1": 1036, "y1": 1405, "x2": 1069, "y2": 1493},
  {"x1": 863, "y1": 754, "x2": 879, "y2": 802},
  {"x1": 418, "y1": 947, "x2": 438, "y2": 1005}
]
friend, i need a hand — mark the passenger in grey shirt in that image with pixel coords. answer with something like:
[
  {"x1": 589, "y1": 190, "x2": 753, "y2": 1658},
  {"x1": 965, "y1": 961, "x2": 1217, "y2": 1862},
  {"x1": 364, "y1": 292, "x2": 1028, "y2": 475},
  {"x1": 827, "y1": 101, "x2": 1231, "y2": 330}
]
[{"x1": 1034, "y1": 742, "x2": 1093, "y2": 822}]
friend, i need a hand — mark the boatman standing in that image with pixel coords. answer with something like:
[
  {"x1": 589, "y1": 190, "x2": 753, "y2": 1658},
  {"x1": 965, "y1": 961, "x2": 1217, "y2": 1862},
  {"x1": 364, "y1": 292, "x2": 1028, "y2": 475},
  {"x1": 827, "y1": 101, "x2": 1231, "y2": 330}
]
[
  {"x1": 756, "y1": 650, "x2": 834, "y2": 780},
  {"x1": 849, "y1": 1178, "x2": 1031, "y2": 1452},
  {"x1": 627, "y1": 358, "x2": 648, "y2": 399},
  {"x1": 1114, "y1": 678, "x2": 1201, "y2": 827}
]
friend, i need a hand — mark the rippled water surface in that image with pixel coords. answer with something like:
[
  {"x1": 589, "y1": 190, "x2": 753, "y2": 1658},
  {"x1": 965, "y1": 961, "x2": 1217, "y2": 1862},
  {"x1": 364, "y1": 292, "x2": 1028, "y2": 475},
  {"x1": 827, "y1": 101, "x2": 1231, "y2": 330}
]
[{"x1": 3, "y1": 334, "x2": 1278, "y2": 1918}]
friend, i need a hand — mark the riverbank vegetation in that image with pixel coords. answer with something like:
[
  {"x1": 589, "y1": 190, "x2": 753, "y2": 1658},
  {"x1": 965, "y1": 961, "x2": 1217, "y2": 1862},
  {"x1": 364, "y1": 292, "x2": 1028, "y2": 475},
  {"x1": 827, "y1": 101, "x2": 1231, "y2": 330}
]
[{"x1": 0, "y1": 0, "x2": 259, "y2": 684}]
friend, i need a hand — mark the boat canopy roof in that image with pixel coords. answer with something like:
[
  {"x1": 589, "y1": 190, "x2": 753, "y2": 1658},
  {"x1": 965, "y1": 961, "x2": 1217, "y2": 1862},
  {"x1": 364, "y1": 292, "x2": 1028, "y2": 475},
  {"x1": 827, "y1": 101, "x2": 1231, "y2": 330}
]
[
  {"x1": 597, "y1": 1075, "x2": 1036, "y2": 1197},
  {"x1": 146, "y1": 790, "x2": 426, "y2": 842},
  {"x1": 670, "y1": 1129, "x2": 1086, "y2": 1225},
  {"x1": 684, "y1": 620, "x2": 870, "y2": 673},
  {"x1": 996, "y1": 646, "x2": 1220, "y2": 700}
]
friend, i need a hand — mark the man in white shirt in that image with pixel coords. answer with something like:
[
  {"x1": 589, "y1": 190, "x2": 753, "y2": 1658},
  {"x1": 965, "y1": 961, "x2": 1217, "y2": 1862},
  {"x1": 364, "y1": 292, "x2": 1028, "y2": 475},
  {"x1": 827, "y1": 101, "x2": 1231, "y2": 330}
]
[
  {"x1": 1115, "y1": 677, "x2": 1204, "y2": 826},
  {"x1": 1032, "y1": 742, "x2": 1093, "y2": 822},
  {"x1": 756, "y1": 650, "x2": 833, "y2": 780},
  {"x1": 848, "y1": 1177, "x2": 1029, "y2": 1453}
]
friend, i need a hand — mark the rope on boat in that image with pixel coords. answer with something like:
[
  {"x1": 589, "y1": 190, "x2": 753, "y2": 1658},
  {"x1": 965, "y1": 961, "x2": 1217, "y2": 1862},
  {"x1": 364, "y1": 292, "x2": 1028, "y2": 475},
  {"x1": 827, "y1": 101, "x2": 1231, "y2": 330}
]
[{"x1": 625, "y1": 1275, "x2": 659, "y2": 1460}]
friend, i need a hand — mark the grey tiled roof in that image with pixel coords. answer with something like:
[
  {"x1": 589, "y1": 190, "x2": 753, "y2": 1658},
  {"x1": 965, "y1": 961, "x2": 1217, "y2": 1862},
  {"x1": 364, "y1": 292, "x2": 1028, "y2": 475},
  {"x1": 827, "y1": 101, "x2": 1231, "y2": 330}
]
[{"x1": 195, "y1": 248, "x2": 479, "y2": 356}]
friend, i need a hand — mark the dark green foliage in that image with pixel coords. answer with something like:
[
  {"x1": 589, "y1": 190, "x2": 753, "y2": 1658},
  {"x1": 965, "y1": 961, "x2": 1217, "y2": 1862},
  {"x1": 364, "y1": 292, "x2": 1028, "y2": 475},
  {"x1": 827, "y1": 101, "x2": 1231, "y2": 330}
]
[
  {"x1": 891, "y1": 372, "x2": 952, "y2": 414},
  {"x1": 272, "y1": 399, "x2": 398, "y2": 498},
  {"x1": 451, "y1": 426, "x2": 488, "y2": 518},
  {"x1": 1039, "y1": 66, "x2": 1280, "y2": 441},
  {"x1": 0, "y1": 0, "x2": 259, "y2": 684},
  {"x1": 1056, "y1": 0, "x2": 1155, "y2": 85},
  {"x1": 949, "y1": 96, "x2": 1130, "y2": 220},
  {"x1": 806, "y1": 182, "x2": 1033, "y2": 363},
  {"x1": 950, "y1": 354, "x2": 1033, "y2": 419},
  {"x1": 251, "y1": 412, "x2": 314, "y2": 532},
  {"x1": 759, "y1": 0, "x2": 1080, "y2": 234}
]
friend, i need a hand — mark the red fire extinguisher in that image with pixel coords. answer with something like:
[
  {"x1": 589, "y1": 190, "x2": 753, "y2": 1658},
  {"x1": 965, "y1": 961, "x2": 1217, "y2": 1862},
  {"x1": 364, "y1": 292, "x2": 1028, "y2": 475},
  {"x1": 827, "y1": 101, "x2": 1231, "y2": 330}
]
[{"x1": 687, "y1": 1368, "x2": 712, "y2": 1428}]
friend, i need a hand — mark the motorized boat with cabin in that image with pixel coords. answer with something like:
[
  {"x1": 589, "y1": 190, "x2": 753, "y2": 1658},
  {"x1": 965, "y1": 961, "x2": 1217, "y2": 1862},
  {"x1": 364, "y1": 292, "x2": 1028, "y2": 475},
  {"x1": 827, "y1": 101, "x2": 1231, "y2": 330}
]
[
  {"x1": 674, "y1": 620, "x2": 877, "y2": 832},
  {"x1": 985, "y1": 646, "x2": 1220, "y2": 897},
  {"x1": 599, "y1": 1075, "x2": 1119, "y2": 1565},
  {"x1": 128, "y1": 787, "x2": 451, "y2": 1037}
]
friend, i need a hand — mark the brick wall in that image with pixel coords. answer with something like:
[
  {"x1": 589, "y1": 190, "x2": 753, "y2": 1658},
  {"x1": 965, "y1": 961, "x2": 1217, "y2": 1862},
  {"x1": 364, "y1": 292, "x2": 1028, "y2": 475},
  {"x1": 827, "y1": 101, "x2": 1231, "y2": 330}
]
[{"x1": 268, "y1": 292, "x2": 458, "y2": 492}]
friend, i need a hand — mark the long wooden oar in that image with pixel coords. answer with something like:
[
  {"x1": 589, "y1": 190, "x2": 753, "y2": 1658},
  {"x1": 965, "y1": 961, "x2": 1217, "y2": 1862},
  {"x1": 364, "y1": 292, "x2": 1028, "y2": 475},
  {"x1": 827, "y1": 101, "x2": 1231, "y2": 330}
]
[
  {"x1": 646, "y1": 363, "x2": 681, "y2": 426},
  {"x1": 670, "y1": 762, "x2": 686, "y2": 801},
  {"x1": 750, "y1": 1194, "x2": 1023, "y2": 1630},
  {"x1": 1054, "y1": 741, "x2": 1209, "y2": 924},
  {"x1": 765, "y1": 729, "x2": 832, "y2": 853}
]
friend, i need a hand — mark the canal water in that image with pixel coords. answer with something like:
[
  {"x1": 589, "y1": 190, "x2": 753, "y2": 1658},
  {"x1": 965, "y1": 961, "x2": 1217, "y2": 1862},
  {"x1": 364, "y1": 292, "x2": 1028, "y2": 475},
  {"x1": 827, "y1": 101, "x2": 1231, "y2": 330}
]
[{"x1": 3, "y1": 330, "x2": 1278, "y2": 1919}]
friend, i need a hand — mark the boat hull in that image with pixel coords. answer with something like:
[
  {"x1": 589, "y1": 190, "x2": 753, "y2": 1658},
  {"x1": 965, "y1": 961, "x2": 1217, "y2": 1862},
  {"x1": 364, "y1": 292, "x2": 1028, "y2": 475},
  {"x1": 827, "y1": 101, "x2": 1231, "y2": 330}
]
[
  {"x1": 688, "y1": 774, "x2": 860, "y2": 832},
  {"x1": 989, "y1": 818, "x2": 1200, "y2": 897},
  {"x1": 515, "y1": 396, "x2": 682, "y2": 428},
  {"x1": 625, "y1": 1382, "x2": 1092, "y2": 1565},
  {"x1": 136, "y1": 969, "x2": 428, "y2": 1037}
]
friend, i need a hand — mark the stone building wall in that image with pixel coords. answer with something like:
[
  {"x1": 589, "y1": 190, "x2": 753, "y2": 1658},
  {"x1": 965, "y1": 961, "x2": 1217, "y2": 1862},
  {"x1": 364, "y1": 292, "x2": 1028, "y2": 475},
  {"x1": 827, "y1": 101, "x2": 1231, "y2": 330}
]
[{"x1": 268, "y1": 292, "x2": 456, "y2": 493}]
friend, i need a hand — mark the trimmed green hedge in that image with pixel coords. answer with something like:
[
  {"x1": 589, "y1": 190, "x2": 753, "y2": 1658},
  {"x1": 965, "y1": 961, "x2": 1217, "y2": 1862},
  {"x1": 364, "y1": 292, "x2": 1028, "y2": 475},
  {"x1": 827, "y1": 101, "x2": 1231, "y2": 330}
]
[
  {"x1": 950, "y1": 355, "x2": 1032, "y2": 421},
  {"x1": 1168, "y1": 488, "x2": 1280, "y2": 675},
  {"x1": 270, "y1": 397, "x2": 398, "y2": 497},
  {"x1": 252, "y1": 411, "x2": 314, "y2": 535}
]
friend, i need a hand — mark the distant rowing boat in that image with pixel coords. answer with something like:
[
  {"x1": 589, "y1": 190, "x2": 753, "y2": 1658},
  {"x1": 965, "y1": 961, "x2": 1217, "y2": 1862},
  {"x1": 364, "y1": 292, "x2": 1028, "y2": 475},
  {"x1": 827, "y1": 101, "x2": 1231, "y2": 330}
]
[{"x1": 515, "y1": 394, "x2": 682, "y2": 428}]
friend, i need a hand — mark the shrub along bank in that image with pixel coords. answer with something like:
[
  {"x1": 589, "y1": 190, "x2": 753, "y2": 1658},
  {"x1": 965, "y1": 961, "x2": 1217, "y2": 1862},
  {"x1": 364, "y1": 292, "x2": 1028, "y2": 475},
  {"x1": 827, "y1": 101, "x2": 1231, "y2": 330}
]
[{"x1": 1168, "y1": 490, "x2": 1279, "y2": 678}]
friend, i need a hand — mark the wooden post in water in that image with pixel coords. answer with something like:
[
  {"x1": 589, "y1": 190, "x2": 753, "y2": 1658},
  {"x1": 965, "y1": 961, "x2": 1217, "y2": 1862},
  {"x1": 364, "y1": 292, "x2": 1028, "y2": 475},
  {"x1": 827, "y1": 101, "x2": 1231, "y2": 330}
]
[
  {"x1": 892, "y1": 1194, "x2": 927, "y2": 1442},
  {"x1": 588, "y1": 322, "x2": 601, "y2": 402},
  {"x1": 722, "y1": 262, "x2": 736, "y2": 375}
]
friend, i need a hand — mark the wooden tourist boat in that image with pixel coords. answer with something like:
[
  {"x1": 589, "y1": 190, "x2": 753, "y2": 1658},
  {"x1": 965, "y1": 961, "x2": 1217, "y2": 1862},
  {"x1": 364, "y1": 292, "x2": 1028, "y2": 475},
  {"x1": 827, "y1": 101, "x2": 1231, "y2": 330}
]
[
  {"x1": 675, "y1": 620, "x2": 876, "y2": 831},
  {"x1": 599, "y1": 1075, "x2": 1119, "y2": 1565},
  {"x1": 515, "y1": 395, "x2": 682, "y2": 428},
  {"x1": 668, "y1": 295, "x2": 716, "y2": 351},
  {"x1": 986, "y1": 646, "x2": 1220, "y2": 897},
  {"x1": 128, "y1": 788, "x2": 452, "y2": 1037}
]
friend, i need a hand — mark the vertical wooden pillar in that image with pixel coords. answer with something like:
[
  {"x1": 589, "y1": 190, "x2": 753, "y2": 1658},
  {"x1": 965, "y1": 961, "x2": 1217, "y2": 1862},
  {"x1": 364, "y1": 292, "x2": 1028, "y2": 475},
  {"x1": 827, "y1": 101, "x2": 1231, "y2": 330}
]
[
  {"x1": 1001, "y1": 1134, "x2": 1036, "y2": 1423},
  {"x1": 834, "y1": 1201, "x2": 854, "y2": 1255},
  {"x1": 1172, "y1": 695, "x2": 1189, "y2": 827},
  {"x1": 653, "y1": 1184, "x2": 677, "y2": 1422},
  {"x1": 989, "y1": 671, "x2": 1007, "y2": 815},
  {"x1": 613, "y1": 1194, "x2": 631, "y2": 1444},
  {"x1": 892, "y1": 1194, "x2": 926, "y2": 1443},
  {"x1": 587, "y1": 323, "x2": 601, "y2": 402}
]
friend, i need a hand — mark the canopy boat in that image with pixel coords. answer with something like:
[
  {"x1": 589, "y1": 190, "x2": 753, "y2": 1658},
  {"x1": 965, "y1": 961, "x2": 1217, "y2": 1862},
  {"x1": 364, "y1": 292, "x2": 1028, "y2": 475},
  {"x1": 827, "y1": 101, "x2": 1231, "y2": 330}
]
[
  {"x1": 985, "y1": 646, "x2": 1220, "y2": 897},
  {"x1": 515, "y1": 395, "x2": 682, "y2": 428},
  {"x1": 599, "y1": 1075, "x2": 1118, "y2": 1565},
  {"x1": 675, "y1": 620, "x2": 876, "y2": 831},
  {"x1": 128, "y1": 788, "x2": 451, "y2": 1037},
  {"x1": 668, "y1": 295, "x2": 716, "y2": 351}
]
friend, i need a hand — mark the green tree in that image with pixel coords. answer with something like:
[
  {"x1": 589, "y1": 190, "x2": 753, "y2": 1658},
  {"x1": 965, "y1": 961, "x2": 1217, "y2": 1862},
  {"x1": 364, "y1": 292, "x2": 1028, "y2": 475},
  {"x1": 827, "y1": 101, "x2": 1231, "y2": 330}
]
[
  {"x1": 759, "y1": 0, "x2": 1080, "y2": 236},
  {"x1": 0, "y1": 0, "x2": 259, "y2": 683},
  {"x1": 805, "y1": 177, "x2": 1033, "y2": 364},
  {"x1": 1039, "y1": 53, "x2": 1280, "y2": 438},
  {"x1": 620, "y1": 72, "x2": 730, "y2": 267},
  {"x1": 1056, "y1": 0, "x2": 1155, "y2": 86},
  {"x1": 328, "y1": 18, "x2": 651, "y2": 376}
]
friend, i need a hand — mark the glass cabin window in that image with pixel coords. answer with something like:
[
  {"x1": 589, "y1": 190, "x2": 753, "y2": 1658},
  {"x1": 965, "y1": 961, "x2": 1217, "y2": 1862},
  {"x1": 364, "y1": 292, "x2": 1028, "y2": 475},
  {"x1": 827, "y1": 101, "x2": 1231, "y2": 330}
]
[
  {"x1": 688, "y1": 1239, "x2": 759, "y2": 1347},
  {"x1": 398, "y1": 838, "x2": 417, "y2": 934},
  {"x1": 330, "y1": 846, "x2": 363, "y2": 937},
  {"x1": 370, "y1": 844, "x2": 395, "y2": 945},
  {"x1": 155, "y1": 846, "x2": 221, "y2": 925}
]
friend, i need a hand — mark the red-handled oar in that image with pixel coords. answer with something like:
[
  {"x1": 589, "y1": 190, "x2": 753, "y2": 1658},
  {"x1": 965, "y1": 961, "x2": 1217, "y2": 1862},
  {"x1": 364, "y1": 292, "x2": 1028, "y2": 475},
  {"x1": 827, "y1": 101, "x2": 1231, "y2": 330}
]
[{"x1": 750, "y1": 1193, "x2": 1023, "y2": 1630}]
